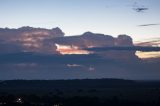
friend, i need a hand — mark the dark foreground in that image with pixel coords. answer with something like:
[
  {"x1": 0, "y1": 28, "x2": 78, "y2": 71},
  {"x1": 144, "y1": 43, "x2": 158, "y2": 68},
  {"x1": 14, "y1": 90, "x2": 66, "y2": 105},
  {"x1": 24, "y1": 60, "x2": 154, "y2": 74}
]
[{"x1": 0, "y1": 79, "x2": 160, "y2": 106}]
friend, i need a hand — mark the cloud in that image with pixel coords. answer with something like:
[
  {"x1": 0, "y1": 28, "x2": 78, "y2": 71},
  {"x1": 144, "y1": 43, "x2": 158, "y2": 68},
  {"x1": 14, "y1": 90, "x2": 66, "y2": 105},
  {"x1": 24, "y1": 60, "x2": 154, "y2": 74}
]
[
  {"x1": 0, "y1": 26, "x2": 64, "y2": 54},
  {"x1": 138, "y1": 23, "x2": 160, "y2": 27},
  {"x1": 132, "y1": 2, "x2": 149, "y2": 12},
  {"x1": 0, "y1": 52, "x2": 160, "y2": 80},
  {"x1": 0, "y1": 53, "x2": 102, "y2": 64},
  {"x1": 133, "y1": 7, "x2": 148, "y2": 12},
  {"x1": 135, "y1": 38, "x2": 160, "y2": 47},
  {"x1": 0, "y1": 27, "x2": 160, "y2": 80},
  {"x1": 86, "y1": 46, "x2": 160, "y2": 52}
]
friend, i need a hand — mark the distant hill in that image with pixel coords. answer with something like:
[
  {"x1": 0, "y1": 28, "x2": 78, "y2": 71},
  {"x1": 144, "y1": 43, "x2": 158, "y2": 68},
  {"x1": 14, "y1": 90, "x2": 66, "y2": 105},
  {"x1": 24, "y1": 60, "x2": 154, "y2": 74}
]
[{"x1": 0, "y1": 79, "x2": 135, "y2": 91}]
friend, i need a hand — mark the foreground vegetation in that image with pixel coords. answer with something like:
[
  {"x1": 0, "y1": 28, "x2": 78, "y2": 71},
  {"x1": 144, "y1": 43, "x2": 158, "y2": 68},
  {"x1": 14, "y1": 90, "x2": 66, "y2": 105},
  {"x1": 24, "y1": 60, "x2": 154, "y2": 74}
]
[{"x1": 0, "y1": 79, "x2": 160, "y2": 106}]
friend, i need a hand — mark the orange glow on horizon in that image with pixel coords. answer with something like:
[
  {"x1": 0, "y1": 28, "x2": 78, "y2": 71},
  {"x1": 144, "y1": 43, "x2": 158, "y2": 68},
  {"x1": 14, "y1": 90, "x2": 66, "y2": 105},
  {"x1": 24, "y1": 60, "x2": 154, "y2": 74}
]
[{"x1": 136, "y1": 51, "x2": 160, "y2": 59}]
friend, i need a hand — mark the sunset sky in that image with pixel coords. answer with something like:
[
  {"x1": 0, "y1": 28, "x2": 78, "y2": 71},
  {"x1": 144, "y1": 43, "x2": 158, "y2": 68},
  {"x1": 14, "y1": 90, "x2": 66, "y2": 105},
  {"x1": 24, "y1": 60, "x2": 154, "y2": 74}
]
[{"x1": 0, "y1": 0, "x2": 160, "y2": 41}]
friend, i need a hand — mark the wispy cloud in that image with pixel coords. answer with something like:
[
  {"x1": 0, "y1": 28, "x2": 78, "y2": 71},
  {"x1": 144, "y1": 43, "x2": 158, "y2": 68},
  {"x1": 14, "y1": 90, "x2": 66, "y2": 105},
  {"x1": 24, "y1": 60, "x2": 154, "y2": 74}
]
[
  {"x1": 133, "y1": 7, "x2": 148, "y2": 12},
  {"x1": 138, "y1": 23, "x2": 160, "y2": 27},
  {"x1": 134, "y1": 38, "x2": 160, "y2": 47}
]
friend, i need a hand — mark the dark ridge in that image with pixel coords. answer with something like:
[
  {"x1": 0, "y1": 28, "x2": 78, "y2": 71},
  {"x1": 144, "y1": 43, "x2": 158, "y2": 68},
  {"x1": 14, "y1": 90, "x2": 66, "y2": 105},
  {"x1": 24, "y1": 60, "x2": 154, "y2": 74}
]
[{"x1": 0, "y1": 79, "x2": 135, "y2": 89}]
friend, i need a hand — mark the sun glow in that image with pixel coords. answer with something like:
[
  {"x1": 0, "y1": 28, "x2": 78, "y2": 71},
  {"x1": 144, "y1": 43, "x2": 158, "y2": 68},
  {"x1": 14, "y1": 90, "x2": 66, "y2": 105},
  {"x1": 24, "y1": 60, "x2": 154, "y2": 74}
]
[
  {"x1": 55, "y1": 44, "x2": 91, "y2": 55},
  {"x1": 136, "y1": 51, "x2": 160, "y2": 59}
]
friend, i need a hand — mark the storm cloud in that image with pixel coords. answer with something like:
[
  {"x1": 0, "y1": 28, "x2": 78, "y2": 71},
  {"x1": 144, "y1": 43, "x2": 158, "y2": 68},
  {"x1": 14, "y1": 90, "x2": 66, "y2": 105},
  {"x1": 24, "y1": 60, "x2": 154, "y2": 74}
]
[{"x1": 0, "y1": 27, "x2": 160, "y2": 80}]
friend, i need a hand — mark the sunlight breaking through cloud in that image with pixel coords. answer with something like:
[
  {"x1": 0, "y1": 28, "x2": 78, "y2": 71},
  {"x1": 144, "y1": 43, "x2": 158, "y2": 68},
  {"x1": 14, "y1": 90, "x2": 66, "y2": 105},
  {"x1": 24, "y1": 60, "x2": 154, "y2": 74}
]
[
  {"x1": 55, "y1": 43, "x2": 91, "y2": 55},
  {"x1": 136, "y1": 51, "x2": 160, "y2": 59}
]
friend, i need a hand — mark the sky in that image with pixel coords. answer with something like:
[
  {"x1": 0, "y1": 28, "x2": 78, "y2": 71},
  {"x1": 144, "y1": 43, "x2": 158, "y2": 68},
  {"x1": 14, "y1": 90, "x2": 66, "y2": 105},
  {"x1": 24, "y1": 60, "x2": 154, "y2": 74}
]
[{"x1": 0, "y1": 0, "x2": 160, "y2": 41}]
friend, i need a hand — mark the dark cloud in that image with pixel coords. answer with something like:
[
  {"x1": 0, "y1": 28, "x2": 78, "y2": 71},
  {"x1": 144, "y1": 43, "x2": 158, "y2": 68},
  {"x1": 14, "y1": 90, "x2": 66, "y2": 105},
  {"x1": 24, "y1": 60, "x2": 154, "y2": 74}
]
[
  {"x1": 0, "y1": 52, "x2": 160, "y2": 80},
  {"x1": 0, "y1": 28, "x2": 134, "y2": 55},
  {"x1": 132, "y1": 2, "x2": 149, "y2": 12},
  {"x1": 133, "y1": 7, "x2": 148, "y2": 12},
  {"x1": 138, "y1": 23, "x2": 160, "y2": 27},
  {"x1": 0, "y1": 53, "x2": 103, "y2": 64},
  {"x1": 0, "y1": 26, "x2": 64, "y2": 54},
  {"x1": 86, "y1": 46, "x2": 160, "y2": 52},
  {"x1": 0, "y1": 26, "x2": 160, "y2": 80}
]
